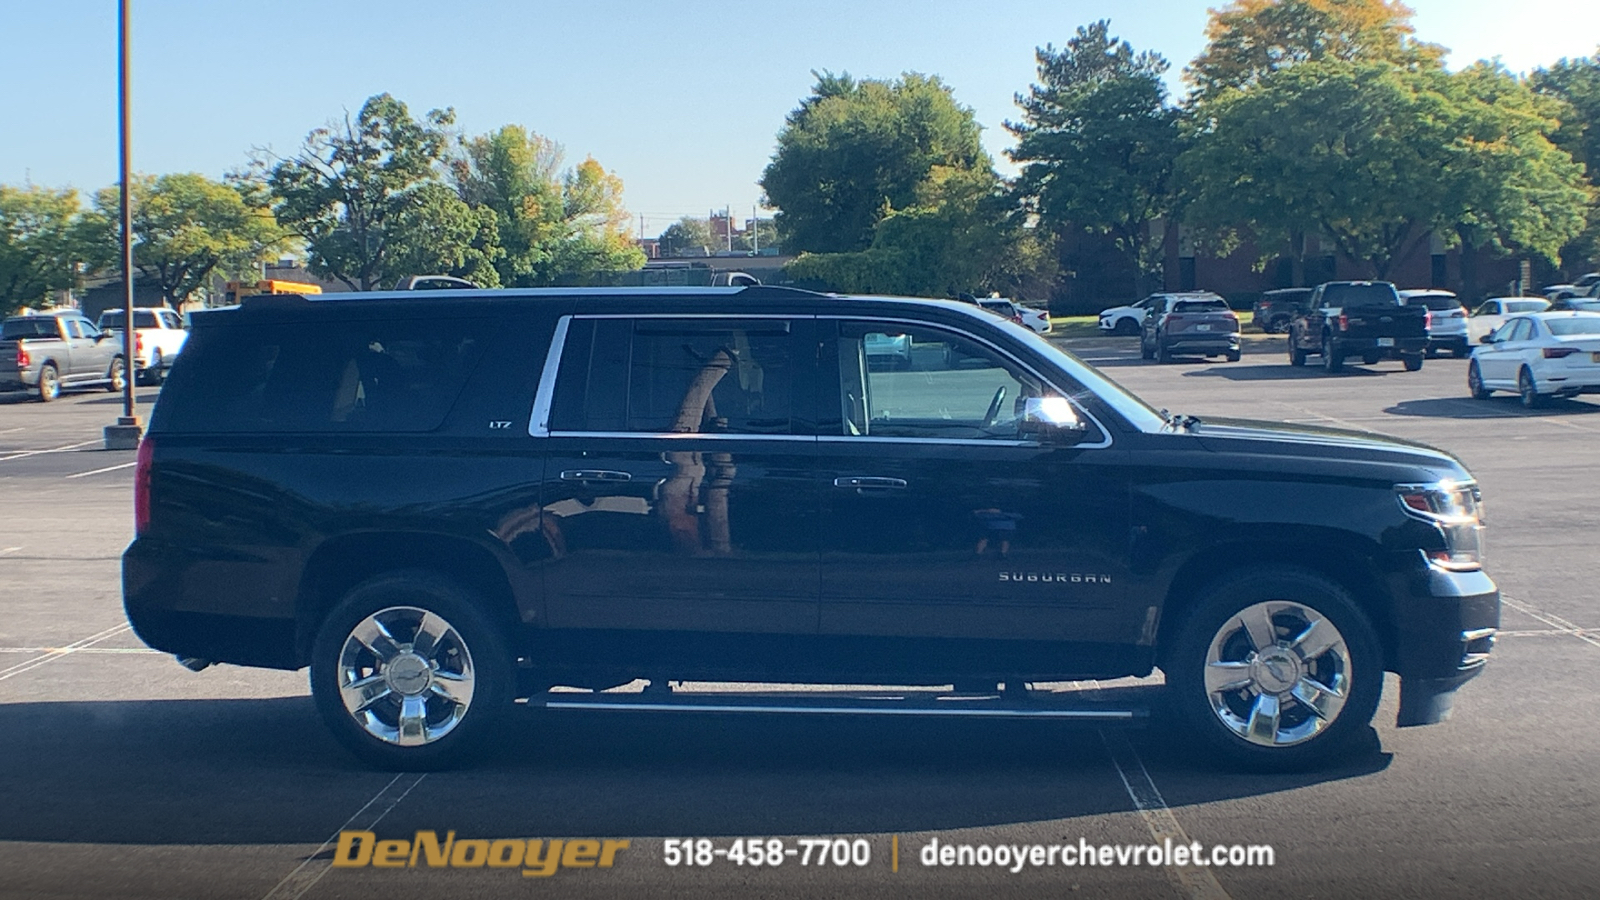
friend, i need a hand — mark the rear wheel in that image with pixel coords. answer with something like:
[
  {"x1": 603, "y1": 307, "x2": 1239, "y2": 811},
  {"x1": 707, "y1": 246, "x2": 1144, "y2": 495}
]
[
  {"x1": 1321, "y1": 334, "x2": 1344, "y2": 374},
  {"x1": 310, "y1": 571, "x2": 513, "y2": 770},
  {"x1": 1268, "y1": 316, "x2": 1290, "y2": 334},
  {"x1": 1519, "y1": 367, "x2": 1544, "y2": 409},
  {"x1": 106, "y1": 356, "x2": 126, "y2": 392},
  {"x1": 1402, "y1": 354, "x2": 1423, "y2": 372},
  {"x1": 1226, "y1": 350, "x2": 1241, "y2": 363},
  {"x1": 1157, "y1": 341, "x2": 1172, "y2": 364},
  {"x1": 1287, "y1": 331, "x2": 1307, "y2": 367},
  {"x1": 1140, "y1": 337, "x2": 1155, "y2": 360},
  {"x1": 1166, "y1": 567, "x2": 1383, "y2": 771},
  {"x1": 1467, "y1": 360, "x2": 1491, "y2": 399},
  {"x1": 36, "y1": 364, "x2": 59, "y2": 402}
]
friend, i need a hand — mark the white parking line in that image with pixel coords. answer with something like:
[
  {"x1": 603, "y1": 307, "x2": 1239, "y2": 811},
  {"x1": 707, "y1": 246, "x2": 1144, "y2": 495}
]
[
  {"x1": 0, "y1": 623, "x2": 134, "y2": 683},
  {"x1": 1502, "y1": 595, "x2": 1600, "y2": 650},
  {"x1": 0, "y1": 546, "x2": 20, "y2": 555},
  {"x1": 0, "y1": 439, "x2": 101, "y2": 462},
  {"x1": 1100, "y1": 729, "x2": 1233, "y2": 900},
  {"x1": 0, "y1": 426, "x2": 24, "y2": 434},
  {"x1": 261, "y1": 773, "x2": 428, "y2": 900},
  {"x1": 65, "y1": 461, "x2": 136, "y2": 479},
  {"x1": 0, "y1": 646, "x2": 159, "y2": 654}
]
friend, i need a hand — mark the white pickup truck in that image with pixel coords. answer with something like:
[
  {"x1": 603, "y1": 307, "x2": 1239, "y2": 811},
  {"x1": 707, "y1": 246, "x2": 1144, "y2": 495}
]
[{"x1": 97, "y1": 307, "x2": 188, "y2": 384}]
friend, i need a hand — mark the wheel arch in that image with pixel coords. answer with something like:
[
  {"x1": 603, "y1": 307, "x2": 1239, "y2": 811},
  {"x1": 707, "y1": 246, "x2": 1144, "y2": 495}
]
[
  {"x1": 1154, "y1": 541, "x2": 1395, "y2": 673},
  {"x1": 293, "y1": 531, "x2": 521, "y2": 666}
]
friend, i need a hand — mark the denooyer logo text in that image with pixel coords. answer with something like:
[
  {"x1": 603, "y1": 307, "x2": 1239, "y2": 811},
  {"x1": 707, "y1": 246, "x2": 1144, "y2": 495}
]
[{"x1": 332, "y1": 831, "x2": 629, "y2": 877}]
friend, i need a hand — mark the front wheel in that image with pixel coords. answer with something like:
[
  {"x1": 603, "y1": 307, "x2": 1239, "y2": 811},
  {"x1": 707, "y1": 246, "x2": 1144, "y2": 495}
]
[
  {"x1": 1467, "y1": 360, "x2": 1491, "y2": 399},
  {"x1": 1115, "y1": 318, "x2": 1141, "y2": 336},
  {"x1": 1166, "y1": 568, "x2": 1383, "y2": 771},
  {"x1": 310, "y1": 571, "x2": 513, "y2": 770}
]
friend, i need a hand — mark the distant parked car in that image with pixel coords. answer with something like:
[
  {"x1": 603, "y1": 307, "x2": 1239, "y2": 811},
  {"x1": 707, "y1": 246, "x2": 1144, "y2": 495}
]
[
  {"x1": 1098, "y1": 296, "x2": 1163, "y2": 335},
  {"x1": 1139, "y1": 292, "x2": 1241, "y2": 363},
  {"x1": 1399, "y1": 289, "x2": 1469, "y2": 358},
  {"x1": 1, "y1": 311, "x2": 127, "y2": 400},
  {"x1": 1252, "y1": 288, "x2": 1314, "y2": 334},
  {"x1": 863, "y1": 331, "x2": 913, "y2": 370},
  {"x1": 1467, "y1": 311, "x2": 1600, "y2": 407},
  {"x1": 97, "y1": 306, "x2": 187, "y2": 385},
  {"x1": 974, "y1": 297, "x2": 1051, "y2": 334},
  {"x1": 1541, "y1": 273, "x2": 1600, "y2": 301},
  {"x1": 1468, "y1": 296, "x2": 1551, "y2": 342},
  {"x1": 1550, "y1": 296, "x2": 1600, "y2": 312}
]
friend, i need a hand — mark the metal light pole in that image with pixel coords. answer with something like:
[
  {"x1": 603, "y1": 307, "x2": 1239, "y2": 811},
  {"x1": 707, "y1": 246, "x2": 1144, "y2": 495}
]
[{"x1": 104, "y1": 0, "x2": 142, "y2": 450}]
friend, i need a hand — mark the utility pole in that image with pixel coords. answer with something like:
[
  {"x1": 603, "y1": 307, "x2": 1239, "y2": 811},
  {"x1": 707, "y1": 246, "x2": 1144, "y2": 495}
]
[
  {"x1": 726, "y1": 205, "x2": 733, "y2": 253},
  {"x1": 104, "y1": 0, "x2": 142, "y2": 451},
  {"x1": 751, "y1": 204, "x2": 758, "y2": 253}
]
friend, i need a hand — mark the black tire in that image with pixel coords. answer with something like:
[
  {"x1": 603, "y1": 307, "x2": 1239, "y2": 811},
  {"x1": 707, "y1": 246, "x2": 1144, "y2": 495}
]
[
  {"x1": 1114, "y1": 317, "x2": 1140, "y2": 336},
  {"x1": 1467, "y1": 360, "x2": 1491, "y2": 399},
  {"x1": 1156, "y1": 339, "x2": 1172, "y2": 364},
  {"x1": 1165, "y1": 567, "x2": 1383, "y2": 771},
  {"x1": 1321, "y1": 334, "x2": 1344, "y2": 374},
  {"x1": 1140, "y1": 338, "x2": 1155, "y2": 361},
  {"x1": 1287, "y1": 331, "x2": 1307, "y2": 367},
  {"x1": 36, "y1": 363, "x2": 60, "y2": 402},
  {"x1": 147, "y1": 349, "x2": 165, "y2": 385},
  {"x1": 309, "y1": 571, "x2": 514, "y2": 770},
  {"x1": 1402, "y1": 353, "x2": 1423, "y2": 372},
  {"x1": 106, "y1": 356, "x2": 126, "y2": 392},
  {"x1": 1451, "y1": 347, "x2": 1468, "y2": 359},
  {"x1": 1518, "y1": 366, "x2": 1544, "y2": 409},
  {"x1": 1268, "y1": 316, "x2": 1290, "y2": 334},
  {"x1": 1361, "y1": 354, "x2": 1380, "y2": 366},
  {"x1": 1226, "y1": 350, "x2": 1241, "y2": 363}
]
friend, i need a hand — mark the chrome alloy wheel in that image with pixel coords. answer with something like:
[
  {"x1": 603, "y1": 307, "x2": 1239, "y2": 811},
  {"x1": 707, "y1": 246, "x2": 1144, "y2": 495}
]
[
  {"x1": 1203, "y1": 601, "x2": 1351, "y2": 747},
  {"x1": 336, "y1": 606, "x2": 476, "y2": 746}
]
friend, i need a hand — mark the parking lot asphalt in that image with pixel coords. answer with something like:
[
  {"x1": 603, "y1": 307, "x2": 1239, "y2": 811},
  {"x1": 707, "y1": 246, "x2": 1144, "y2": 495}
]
[{"x1": 1, "y1": 340, "x2": 1596, "y2": 900}]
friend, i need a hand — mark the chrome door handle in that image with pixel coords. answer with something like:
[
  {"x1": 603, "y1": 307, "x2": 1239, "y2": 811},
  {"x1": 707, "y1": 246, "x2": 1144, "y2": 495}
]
[
  {"x1": 834, "y1": 476, "x2": 907, "y2": 490},
  {"x1": 560, "y1": 469, "x2": 633, "y2": 483}
]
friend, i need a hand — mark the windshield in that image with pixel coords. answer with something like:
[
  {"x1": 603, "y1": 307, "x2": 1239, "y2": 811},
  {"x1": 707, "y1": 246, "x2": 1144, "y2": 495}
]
[
  {"x1": 1506, "y1": 299, "x2": 1551, "y2": 314},
  {"x1": 1323, "y1": 283, "x2": 1400, "y2": 307},
  {"x1": 1, "y1": 318, "x2": 62, "y2": 339},
  {"x1": 1546, "y1": 317, "x2": 1600, "y2": 336},
  {"x1": 99, "y1": 310, "x2": 160, "y2": 328},
  {"x1": 1405, "y1": 294, "x2": 1461, "y2": 311}
]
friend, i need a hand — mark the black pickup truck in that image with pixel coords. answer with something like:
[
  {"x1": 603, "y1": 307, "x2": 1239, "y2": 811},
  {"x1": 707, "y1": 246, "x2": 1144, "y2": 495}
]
[
  {"x1": 123, "y1": 286, "x2": 1497, "y2": 771},
  {"x1": 1287, "y1": 281, "x2": 1429, "y2": 373}
]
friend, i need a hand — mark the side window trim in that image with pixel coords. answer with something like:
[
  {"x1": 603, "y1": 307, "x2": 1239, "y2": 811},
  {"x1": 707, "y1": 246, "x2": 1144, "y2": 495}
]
[
  {"x1": 528, "y1": 315, "x2": 572, "y2": 438},
  {"x1": 823, "y1": 315, "x2": 1112, "y2": 450}
]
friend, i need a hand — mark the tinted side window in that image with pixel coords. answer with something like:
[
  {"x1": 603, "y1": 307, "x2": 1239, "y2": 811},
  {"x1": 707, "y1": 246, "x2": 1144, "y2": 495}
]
[
  {"x1": 550, "y1": 317, "x2": 801, "y2": 435},
  {"x1": 156, "y1": 318, "x2": 487, "y2": 433},
  {"x1": 1323, "y1": 284, "x2": 1400, "y2": 307}
]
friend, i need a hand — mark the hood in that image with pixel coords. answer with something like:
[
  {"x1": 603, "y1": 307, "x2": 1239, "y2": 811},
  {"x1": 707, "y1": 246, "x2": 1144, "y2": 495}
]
[{"x1": 1190, "y1": 417, "x2": 1465, "y2": 478}]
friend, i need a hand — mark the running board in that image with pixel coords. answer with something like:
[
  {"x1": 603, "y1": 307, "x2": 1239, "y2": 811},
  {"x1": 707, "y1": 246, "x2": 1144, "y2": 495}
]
[{"x1": 531, "y1": 692, "x2": 1147, "y2": 723}]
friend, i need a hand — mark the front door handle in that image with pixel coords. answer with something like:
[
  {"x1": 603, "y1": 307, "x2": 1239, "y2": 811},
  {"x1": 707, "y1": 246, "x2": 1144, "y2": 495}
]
[
  {"x1": 834, "y1": 476, "x2": 907, "y2": 491},
  {"x1": 560, "y1": 469, "x2": 633, "y2": 483}
]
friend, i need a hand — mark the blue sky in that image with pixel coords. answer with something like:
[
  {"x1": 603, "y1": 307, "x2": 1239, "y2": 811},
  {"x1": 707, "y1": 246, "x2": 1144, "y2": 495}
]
[{"x1": 2, "y1": 0, "x2": 1596, "y2": 239}]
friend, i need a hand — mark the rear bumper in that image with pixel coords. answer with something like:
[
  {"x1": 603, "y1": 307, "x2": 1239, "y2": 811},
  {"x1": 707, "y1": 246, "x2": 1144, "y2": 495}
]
[
  {"x1": 1334, "y1": 336, "x2": 1428, "y2": 357},
  {"x1": 1162, "y1": 333, "x2": 1240, "y2": 354},
  {"x1": 1427, "y1": 334, "x2": 1469, "y2": 352}
]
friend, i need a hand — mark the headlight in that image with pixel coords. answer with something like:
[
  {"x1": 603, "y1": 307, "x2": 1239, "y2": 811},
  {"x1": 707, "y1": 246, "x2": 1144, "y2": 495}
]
[{"x1": 1396, "y1": 481, "x2": 1484, "y2": 571}]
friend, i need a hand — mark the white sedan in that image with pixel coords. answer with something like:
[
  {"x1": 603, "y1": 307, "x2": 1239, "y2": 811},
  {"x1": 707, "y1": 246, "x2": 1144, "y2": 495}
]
[
  {"x1": 1467, "y1": 311, "x2": 1600, "y2": 407},
  {"x1": 1467, "y1": 296, "x2": 1550, "y2": 342}
]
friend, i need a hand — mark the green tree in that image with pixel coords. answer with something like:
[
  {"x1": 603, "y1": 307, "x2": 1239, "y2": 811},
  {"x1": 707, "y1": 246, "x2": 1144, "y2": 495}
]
[
  {"x1": 451, "y1": 126, "x2": 642, "y2": 284},
  {"x1": 265, "y1": 93, "x2": 500, "y2": 290},
  {"x1": 80, "y1": 173, "x2": 286, "y2": 307},
  {"x1": 657, "y1": 216, "x2": 719, "y2": 257},
  {"x1": 1187, "y1": 0, "x2": 1443, "y2": 99},
  {"x1": 1180, "y1": 60, "x2": 1588, "y2": 282},
  {"x1": 1532, "y1": 49, "x2": 1600, "y2": 270},
  {"x1": 761, "y1": 71, "x2": 989, "y2": 254},
  {"x1": 1007, "y1": 20, "x2": 1182, "y2": 294},
  {"x1": 785, "y1": 167, "x2": 1055, "y2": 299},
  {"x1": 0, "y1": 185, "x2": 82, "y2": 316}
]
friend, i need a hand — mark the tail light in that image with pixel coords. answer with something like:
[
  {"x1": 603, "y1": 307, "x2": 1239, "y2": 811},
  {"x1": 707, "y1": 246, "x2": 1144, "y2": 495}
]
[
  {"x1": 1338, "y1": 313, "x2": 1349, "y2": 330},
  {"x1": 134, "y1": 436, "x2": 153, "y2": 534},
  {"x1": 1543, "y1": 347, "x2": 1578, "y2": 359},
  {"x1": 1424, "y1": 310, "x2": 1433, "y2": 329},
  {"x1": 15, "y1": 345, "x2": 28, "y2": 369},
  {"x1": 136, "y1": 333, "x2": 143, "y2": 354}
]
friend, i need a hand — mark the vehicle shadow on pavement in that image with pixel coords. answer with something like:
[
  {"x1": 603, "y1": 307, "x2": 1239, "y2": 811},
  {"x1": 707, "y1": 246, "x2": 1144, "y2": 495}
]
[
  {"x1": 1180, "y1": 364, "x2": 1383, "y2": 381},
  {"x1": 1384, "y1": 397, "x2": 1600, "y2": 418},
  {"x1": 0, "y1": 694, "x2": 1387, "y2": 844}
]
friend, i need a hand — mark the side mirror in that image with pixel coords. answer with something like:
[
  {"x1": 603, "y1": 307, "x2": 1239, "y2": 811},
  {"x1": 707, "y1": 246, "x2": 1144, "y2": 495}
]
[
  {"x1": 1020, "y1": 397, "x2": 1089, "y2": 445},
  {"x1": 1479, "y1": 334, "x2": 1495, "y2": 344}
]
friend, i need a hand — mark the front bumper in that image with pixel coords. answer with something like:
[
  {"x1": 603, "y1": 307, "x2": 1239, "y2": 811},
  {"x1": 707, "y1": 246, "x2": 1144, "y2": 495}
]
[{"x1": 1388, "y1": 560, "x2": 1499, "y2": 726}]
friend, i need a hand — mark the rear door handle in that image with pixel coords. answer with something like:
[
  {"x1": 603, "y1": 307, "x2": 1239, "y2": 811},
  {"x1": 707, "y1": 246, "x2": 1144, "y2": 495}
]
[
  {"x1": 834, "y1": 476, "x2": 907, "y2": 491},
  {"x1": 560, "y1": 469, "x2": 633, "y2": 483}
]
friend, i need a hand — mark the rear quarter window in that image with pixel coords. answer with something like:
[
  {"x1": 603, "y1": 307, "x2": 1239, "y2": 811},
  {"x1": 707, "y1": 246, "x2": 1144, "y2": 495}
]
[
  {"x1": 1323, "y1": 284, "x2": 1401, "y2": 307},
  {"x1": 154, "y1": 318, "x2": 489, "y2": 433},
  {"x1": 1405, "y1": 295, "x2": 1462, "y2": 311}
]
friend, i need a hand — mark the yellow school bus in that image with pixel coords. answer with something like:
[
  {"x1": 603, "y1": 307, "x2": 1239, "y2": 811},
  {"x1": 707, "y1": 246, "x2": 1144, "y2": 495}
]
[{"x1": 221, "y1": 280, "x2": 322, "y2": 306}]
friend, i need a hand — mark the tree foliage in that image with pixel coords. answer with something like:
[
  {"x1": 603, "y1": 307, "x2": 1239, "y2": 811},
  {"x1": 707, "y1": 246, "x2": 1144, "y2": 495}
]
[
  {"x1": 0, "y1": 185, "x2": 82, "y2": 316},
  {"x1": 451, "y1": 126, "x2": 643, "y2": 285},
  {"x1": 265, "y1": 93, "x2": 500, "y2": 290},
  {"x1": 1179, "y1": 60, "x2": 1589, "y2": 280},
  {"x1": 784, "y1": 167, "x2": 1055, "y2": 299},
  {"x1": 761, "y1": 71, "x2": 989, "y2": 254},
  {"x1": 80, "y1": 173, "x2": 286, "y2": 307},
  {"x1": 1532, "y1": 49, "x2": 1600, "y2": 268},
  {"x1": 658, "y1": 216, "x2": 721, "y2": 256},
  {"x1": 1187, "y1": 0, "x2": 1443, "y2": 99},
  {"x1": 1007, "y1": 20, "x2": 1181, "y2": 290}
]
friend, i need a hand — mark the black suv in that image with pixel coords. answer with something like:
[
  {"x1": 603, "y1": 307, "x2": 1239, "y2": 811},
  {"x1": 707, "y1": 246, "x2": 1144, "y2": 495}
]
[{"x1": 123, "y1": 287, "x2": 1498, "y2": 770}]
